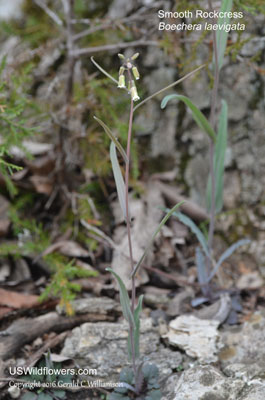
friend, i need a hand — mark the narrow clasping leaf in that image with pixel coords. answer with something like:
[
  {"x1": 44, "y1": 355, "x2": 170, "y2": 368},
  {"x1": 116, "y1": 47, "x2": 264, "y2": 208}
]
[
  {"x1": 128, "y1": 294, "x2": 144, "y2": 360},
  {"x1": 206, "y1": 99, "x2": 228, "y2": 213},
  {"x1": 206, "y1": 239, "x2": 251, "y2": 283},
  {"x1": 161, "y1": 94, "x2": 216, "y2": 143},
  {"x1": 166, "y1": 210, "x2": 210, "y2": 259},
  {"x1": 106, "y1": 268, "x2": 135, "y2": 329},
  {"x1": 195, "y1": 246, "x2": 209, "y2": 297},
  {"x1": 94, "y1": 116, "x2": 128, "y2": 163},
  {"x1": 110, "y1": 141, "x2": 129, "y2": 221},
  {"x1": 215, "y1": 0, "x2": 233, "y2": 71}
]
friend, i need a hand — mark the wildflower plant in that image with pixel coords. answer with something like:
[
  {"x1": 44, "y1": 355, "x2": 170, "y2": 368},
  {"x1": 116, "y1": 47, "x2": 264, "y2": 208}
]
[
  {"x1": 92, "y1": 53, "x2": 204, "y2": 398},
  {"x1": 161, "y1": 0, "x2": 250, "y2": 303}
]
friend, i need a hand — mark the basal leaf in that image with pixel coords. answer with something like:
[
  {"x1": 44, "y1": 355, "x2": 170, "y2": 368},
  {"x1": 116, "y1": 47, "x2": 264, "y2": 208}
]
[
  {"x1": 94, "y1": 116, "x2": 128, "y2": 163},
  {"x1": 161, "y1": 94, "x2": 216, "y2": 142},
  {"x1": 108, "y1": 393, "x2": 130, "y2": 400},
  {"x1": 206, "y1": 239, "x2": 250, "y2": 283},
  {"x1": 206, "y1": 99, "x2": 228, "y2": 213},
  {"x1": 21, "y1": 393, "x2": 37, "y2": 400},
  {"x1": 168, "y1": 210, "x2": 210, "y2": 259},
  {"x1": 191, "y1": 297, "x2": 210, "y2": 307},
  {"x1": 131, "y1": 202, "x2": 184, "y2": 278},
  {"x1": 110, "y1": 142, "x2": 129, "y2": 221},
  {"x1": 145, "y1": 390, "x2": 162, "y2": 400},
  {"x1": 106, "y1": 268, "x2": 135, "y2": 329},
  {"x1": 38, "y1": 394, "x2": 53, "y2": 400},
  {"x1": 53, "y1": 390, "x2": 66, "y2": 399},
  {"x1": 195, "y1": 246, "x2": 208, "y2": 296}
]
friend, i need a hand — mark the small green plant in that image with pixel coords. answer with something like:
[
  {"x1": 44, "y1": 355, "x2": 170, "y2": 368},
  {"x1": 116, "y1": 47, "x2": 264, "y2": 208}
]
[
  {"x1": 3, "y1": 200, "x2": 97, "y2": 314},
  {"x1": 109, "y1": 364, "x2": 161, "y2": 400},
  {"x1": 92, "y1": 53, "x2": 204, "y2": 398},
  {"x1": 21, "y1": 352, "x2": 72, "y2": 400},
  {"x1": 161, "y1": 0, "x2": 250, "y2": 302},
  {"x1": 39, "y1": 258, "x2": 97, "y2": 316}
]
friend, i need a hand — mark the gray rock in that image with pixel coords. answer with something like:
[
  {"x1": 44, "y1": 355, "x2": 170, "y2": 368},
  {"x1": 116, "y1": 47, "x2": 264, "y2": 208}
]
[
  {"x1": 143, "y1": 286, "x2": 170, "y2": 308},
  {"x1": 164, "y1": 315, "x2": 221, "y2": 363},
  {"x1": 223, "y1": 362, "x2": 265, "y2": 382},
  {"x1": 163, "y1": 363, "x2": 265, "y2": 399},
  {"x1": 219, "y1": 310, "x2": 265, "y2": 367},
  {"x1": 238, "y1": 385, "x2": 265, "y2": 400},
  {"x1": 61, "y1": 318, "x2": 182, "y2": 382},
  {"x1": 143, "y1": 347, "x2": 182, "y2": 381},
  {"x1": 169, "y1": 365, "x2": 244, "y2": 400}
]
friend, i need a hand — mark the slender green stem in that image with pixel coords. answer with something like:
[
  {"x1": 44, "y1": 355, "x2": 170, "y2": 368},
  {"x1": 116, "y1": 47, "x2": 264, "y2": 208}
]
[
  {"x1": 133, "y1": 64, "x2": 205, "y2": 112},
  {"x1": 91, "y1": 56, "x2": 119, "y2": 85},
  {"x1": 207, "y1": 0, "x2": 220, "y2": 285},
  {"x1": 125, "y1": 95, "x2": 137, "y2": 375}
]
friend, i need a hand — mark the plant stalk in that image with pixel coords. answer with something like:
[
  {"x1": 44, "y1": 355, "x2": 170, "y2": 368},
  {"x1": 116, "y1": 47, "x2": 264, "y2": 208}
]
[
  {"x1": 125, "y1": 95, "x2": 137, "y2": 375},
  {"x1": 206, "y1": 0, "x2": 220, "y2": 283}
]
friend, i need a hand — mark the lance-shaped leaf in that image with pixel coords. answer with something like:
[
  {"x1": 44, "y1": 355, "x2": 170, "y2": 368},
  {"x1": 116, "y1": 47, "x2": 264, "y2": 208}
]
[
  {"x1": 214, "y1": 0, "x2": 233, "y2": 71},
  {"x1": 195, "y1": 246, "x2": 209, "y2": 297},
  {"x1": 110, "y1": 141, "x2": 129, "y2": 221},
  {"x1": 128, "y1": 295, "x2": 144, "y2": 360},
  {"x1": 206, "y1": 239, "x2": 251, "y2": 283},
  {"x1": 131, "y1": 202, "x2": 184, "y2": 278},
  {"x1": 206, "y1": 99, "x2": 228, "y2": 213},
  {"x1": 106, "y1": 268, "x2": 135, "y2": 329},
  {"x1": 161, "y1": 94, "x2": 216, "y2": 142},
  {"x1": 94, "y1": 116, "x2": 128, "y2": 163},
  {"x1": 167, "y1": 210, "x2": 210, "y2": 259}
]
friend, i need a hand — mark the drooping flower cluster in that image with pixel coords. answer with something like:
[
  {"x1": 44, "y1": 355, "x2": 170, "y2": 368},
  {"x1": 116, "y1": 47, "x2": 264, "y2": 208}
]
[{"x1": 117, "y1": 53, "x2": 140, "y2": 102}]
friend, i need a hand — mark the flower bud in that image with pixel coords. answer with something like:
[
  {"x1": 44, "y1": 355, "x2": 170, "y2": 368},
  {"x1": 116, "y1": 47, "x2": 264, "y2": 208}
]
[
  {"x1": 118, "y1": 74, "x2": 126, "y2": 89},
  {"x1": 132, "y1": 66, "x2": 140, "y2": 80},
  {"x1": 131, "y1": 52, "x2": 139, "y2": 60},
  {"x1": 130, "y1": 85, "x2": 140, "y2": 102},
  {"x1": 119, "y1": 66, "x2": 125, "y2": 75},
  {"x1": 118, "y1": 53, "x2": 125, "y2": 60}
]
